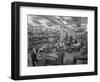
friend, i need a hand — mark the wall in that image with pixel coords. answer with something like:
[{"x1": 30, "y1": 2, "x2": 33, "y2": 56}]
[{"x1": 0, "y1": 0, "x2": 99, "y2": 82}]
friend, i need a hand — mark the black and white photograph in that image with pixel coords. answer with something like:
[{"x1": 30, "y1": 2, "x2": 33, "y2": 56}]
[
  {"x1": 11, "y1": 2, "x2": 97, "y2": 80},
  {"x1": 28, "y1": 15, "x2": 88, "y2": 67}
]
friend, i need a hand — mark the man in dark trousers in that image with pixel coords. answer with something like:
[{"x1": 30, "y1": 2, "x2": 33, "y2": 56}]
[{"x1": 31, "y1": 48, "x2": 37, "y2": 66}]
